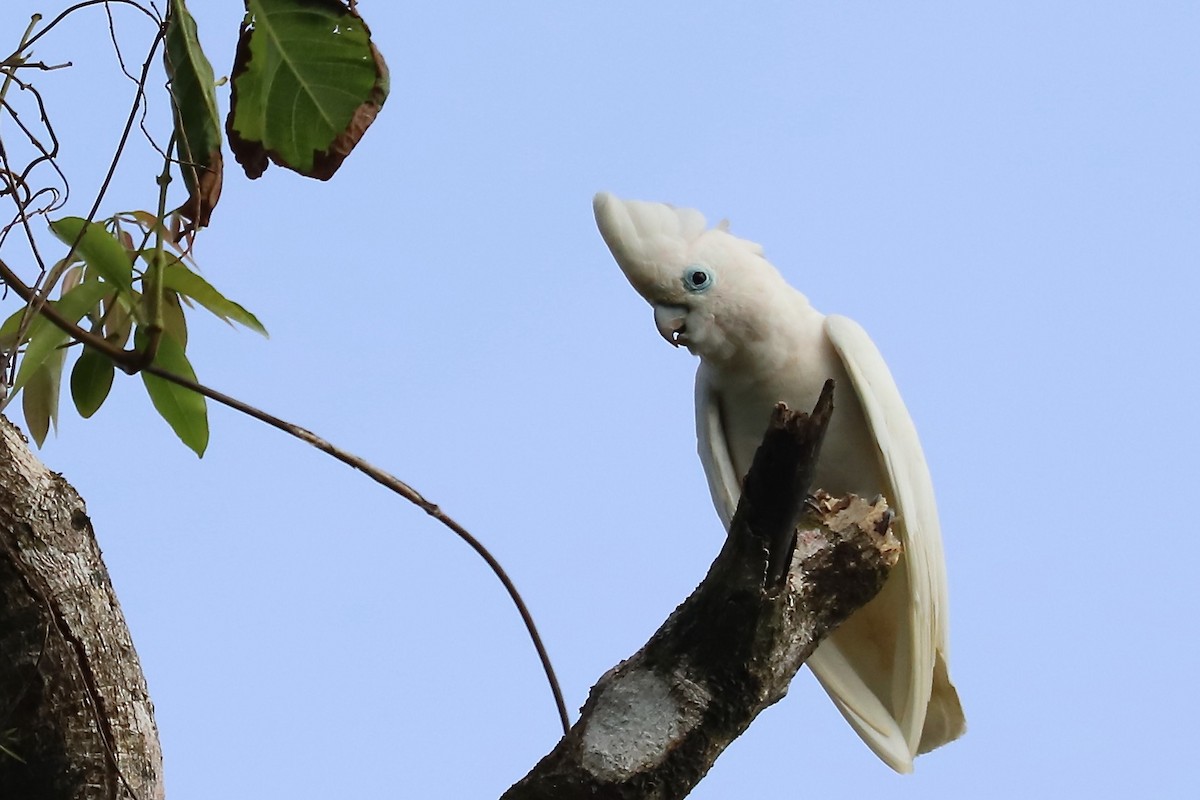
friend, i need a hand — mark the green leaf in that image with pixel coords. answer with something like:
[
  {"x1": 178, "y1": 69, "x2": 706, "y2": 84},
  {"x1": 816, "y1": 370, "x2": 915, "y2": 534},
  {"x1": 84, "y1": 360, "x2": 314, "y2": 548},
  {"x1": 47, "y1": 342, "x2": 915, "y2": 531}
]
[
  {"x1": 70, "y1": 346, "x2": 115, "y2": 419},
  {"x1": 161, "y1": 260, "x2": 268, "y2": 336},
  {"x1": 136, "y1": 326, "x2": 209, "y2": 456},
  {"x1": 10, "y1": 280, "x2": 111, "y2": 396},
  {"x1": 159, "y1": 291, "x2": 189, "y2": 348},
  {"x1": 164, "y1": 0, "x2": 223, "y2": 233},
  {"x1": 227, "y1": 0, "x2": 389, "y2": 180},
  {"x1": 48, "y1": 218, "x2": 134, "y2": 294},
  {"x1": 0, "y1": 305, "x2": 32, "y2": 351},
  {"x1": 22, "y1": 347, "x2": 65, "y2": 448}
]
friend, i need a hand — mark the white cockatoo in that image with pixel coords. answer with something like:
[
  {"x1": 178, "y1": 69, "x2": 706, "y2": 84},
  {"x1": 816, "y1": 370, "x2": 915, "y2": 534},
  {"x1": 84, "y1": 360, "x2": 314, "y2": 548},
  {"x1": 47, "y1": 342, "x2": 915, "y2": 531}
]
[{"x1": 593, "y1": 192, "x2": 965, "y2": 773}]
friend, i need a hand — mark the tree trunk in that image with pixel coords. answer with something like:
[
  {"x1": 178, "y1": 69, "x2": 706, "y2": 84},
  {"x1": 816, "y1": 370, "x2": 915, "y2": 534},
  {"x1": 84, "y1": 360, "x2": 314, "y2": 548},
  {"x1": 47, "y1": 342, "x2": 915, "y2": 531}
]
[{"x1": 0, "y1": 416, "x2": 164, "y2": 800}]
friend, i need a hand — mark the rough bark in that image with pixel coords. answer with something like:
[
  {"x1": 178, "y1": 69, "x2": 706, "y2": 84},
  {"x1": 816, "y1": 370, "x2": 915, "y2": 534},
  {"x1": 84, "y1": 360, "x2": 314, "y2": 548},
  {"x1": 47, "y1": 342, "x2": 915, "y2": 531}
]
[
  {"x1": 0, "y1": 416, "x2": 164, "y2": 800},
  {"x1": 504, "y1": 385, "x2": 901, "y2": 800}
]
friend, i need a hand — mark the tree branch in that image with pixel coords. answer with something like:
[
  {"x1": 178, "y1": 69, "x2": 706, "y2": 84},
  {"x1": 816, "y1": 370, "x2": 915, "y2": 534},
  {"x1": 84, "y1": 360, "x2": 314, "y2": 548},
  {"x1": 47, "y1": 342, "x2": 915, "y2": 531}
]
[{"x1": 504, "y1": 386, "x2": 901, "y2": 799}]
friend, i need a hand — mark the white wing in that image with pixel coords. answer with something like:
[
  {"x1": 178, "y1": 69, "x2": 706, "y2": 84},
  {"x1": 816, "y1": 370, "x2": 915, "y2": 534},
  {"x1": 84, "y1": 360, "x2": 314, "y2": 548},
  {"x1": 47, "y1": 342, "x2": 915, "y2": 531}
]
[
  {"x1": 695, "y1": 364, "x2": 739, "y2": 529},
  {"x1": 696, "y1": 315, "x2": 963, "y2": 772},
  {"x1": 697, "y1": 345, "x2": 934, "y2": 772},
  {"x1": 819, "y1": 314, "x2": 964, "y2": 766}
]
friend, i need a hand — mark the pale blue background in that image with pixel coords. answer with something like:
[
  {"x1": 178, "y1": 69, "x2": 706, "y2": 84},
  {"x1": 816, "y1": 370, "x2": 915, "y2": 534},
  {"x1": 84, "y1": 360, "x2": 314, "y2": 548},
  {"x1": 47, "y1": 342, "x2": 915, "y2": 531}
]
[{"x1": 4, "y1": 1, "x2": 1198, "y2": 797}]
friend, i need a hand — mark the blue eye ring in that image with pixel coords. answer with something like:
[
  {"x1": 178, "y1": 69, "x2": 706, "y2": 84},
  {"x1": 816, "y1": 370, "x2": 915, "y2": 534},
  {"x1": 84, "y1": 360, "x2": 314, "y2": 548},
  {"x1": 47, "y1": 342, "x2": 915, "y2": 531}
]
[{"x1": 683, "y1": 265, "x2": 714, "y2": 292}]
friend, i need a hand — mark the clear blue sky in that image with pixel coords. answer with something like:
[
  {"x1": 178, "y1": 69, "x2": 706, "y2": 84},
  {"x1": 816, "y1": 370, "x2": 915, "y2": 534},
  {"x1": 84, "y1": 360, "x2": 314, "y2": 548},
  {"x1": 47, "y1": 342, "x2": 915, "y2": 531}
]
[{"x1": 4, "y1": 2, "x2": 1198, "y2": 797}]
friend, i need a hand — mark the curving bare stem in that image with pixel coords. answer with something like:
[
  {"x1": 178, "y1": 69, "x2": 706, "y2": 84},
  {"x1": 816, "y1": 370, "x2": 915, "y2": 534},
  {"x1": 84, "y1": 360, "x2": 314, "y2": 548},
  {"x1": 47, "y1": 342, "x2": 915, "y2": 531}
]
[{"x1": 0, "y1": 251, "x2": 571, "y2": 735}]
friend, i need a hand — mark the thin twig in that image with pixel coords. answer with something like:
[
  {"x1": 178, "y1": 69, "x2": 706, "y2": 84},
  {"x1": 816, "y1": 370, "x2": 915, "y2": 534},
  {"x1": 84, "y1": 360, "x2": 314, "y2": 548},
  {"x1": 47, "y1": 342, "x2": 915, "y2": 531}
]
[
  {"x1": 108, "y1": 0, "x2": 169, "y2": 161},
  {"x1": 21, "y1": 1, "x2": 161, "y2": 52},
  {"x1": 143, "y1": 360, "x2": 572, "y2": 733},
  {"x1": 0, "y1": 21, "x2": 62, "y2": 376},
  {"x1": 0, "y1": 75, "x2": 69, "y2": 226},
  {"x1": 65, "y1": 23, "x2": 165, "y2": 267}
]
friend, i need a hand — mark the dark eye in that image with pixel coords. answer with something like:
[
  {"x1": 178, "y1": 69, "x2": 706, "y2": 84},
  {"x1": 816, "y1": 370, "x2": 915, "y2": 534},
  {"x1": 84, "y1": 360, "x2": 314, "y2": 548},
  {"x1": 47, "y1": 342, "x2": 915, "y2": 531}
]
[{"x1": 683, "y1": 266, "x2": 713, "y2": 292}]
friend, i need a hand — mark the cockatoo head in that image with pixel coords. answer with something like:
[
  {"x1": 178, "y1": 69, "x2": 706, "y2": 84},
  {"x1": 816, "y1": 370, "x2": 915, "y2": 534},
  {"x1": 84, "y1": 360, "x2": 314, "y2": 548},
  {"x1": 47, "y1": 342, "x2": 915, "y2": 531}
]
[{"x1": 594, "y1": 192, "x2": 793, "y2": 365}]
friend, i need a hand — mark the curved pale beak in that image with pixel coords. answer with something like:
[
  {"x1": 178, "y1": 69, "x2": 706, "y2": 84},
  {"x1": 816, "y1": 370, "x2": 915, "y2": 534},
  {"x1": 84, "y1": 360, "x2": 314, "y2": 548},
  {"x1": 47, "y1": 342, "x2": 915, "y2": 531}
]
[{"x1": 653, "y1": 304, "x2": 688, "y2": 347}]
